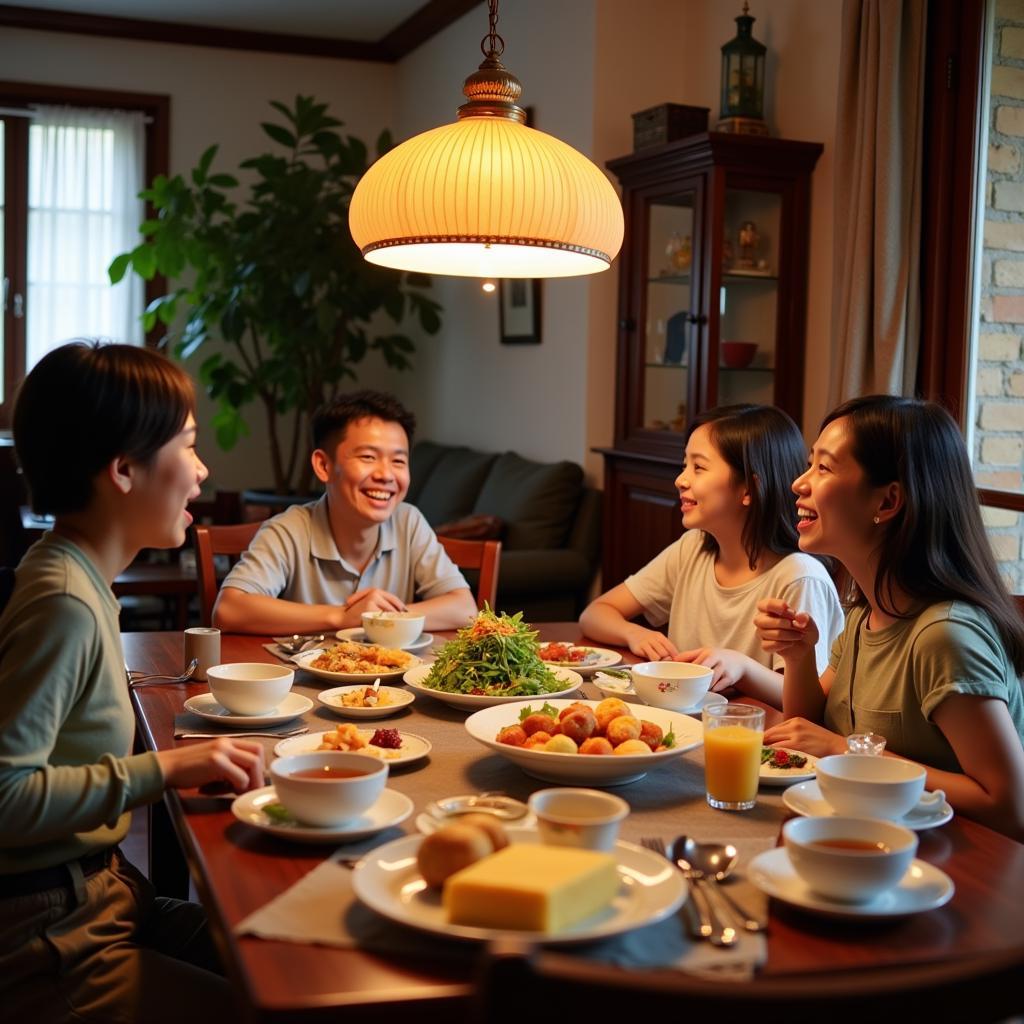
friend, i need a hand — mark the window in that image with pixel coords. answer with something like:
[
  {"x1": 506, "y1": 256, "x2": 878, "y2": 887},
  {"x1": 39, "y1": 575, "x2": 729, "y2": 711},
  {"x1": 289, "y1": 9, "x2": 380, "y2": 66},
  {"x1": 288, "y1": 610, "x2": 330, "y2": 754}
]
[{"x1": 0, "y1": 84, "x2": 168, "y2": 426}]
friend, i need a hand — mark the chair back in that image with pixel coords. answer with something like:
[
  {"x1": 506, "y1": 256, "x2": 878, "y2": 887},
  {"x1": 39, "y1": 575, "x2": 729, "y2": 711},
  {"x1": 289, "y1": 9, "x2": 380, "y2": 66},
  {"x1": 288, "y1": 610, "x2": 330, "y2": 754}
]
[
  {"x1": 192, "y1": 522, "x2": 261, "y2": 626},
  {"x1": 438, "y1": 536, "x2": 501, "y2": 610}
]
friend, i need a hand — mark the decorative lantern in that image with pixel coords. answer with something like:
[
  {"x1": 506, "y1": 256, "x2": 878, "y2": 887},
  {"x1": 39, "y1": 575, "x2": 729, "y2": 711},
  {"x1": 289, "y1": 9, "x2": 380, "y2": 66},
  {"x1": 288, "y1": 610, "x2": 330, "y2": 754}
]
[{"x1": 717, "y1": 3, "x2": 768, "y2": 136}]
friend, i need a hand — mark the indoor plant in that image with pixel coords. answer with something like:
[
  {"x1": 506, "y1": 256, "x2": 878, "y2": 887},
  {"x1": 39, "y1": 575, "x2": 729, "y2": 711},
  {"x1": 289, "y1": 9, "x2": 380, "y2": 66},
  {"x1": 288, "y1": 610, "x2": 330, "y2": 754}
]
[{"x1": 110, "y1": 95, "x2": 442, "y2": 495}]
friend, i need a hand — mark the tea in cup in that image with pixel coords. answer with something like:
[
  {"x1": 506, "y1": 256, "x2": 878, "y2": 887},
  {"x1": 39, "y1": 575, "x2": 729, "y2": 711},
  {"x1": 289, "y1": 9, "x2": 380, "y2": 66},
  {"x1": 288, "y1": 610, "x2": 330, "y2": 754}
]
[{"x1": 270, "y1": 752, "x2": 388, "y2": 827}]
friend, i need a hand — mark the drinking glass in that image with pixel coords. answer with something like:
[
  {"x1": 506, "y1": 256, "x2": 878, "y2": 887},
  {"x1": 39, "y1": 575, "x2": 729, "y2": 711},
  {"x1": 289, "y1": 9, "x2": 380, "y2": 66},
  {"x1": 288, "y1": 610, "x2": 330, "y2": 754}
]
[
  {"x1": 847, "y1": 732, "x2": 886, "y2": 756},
  {"x1": 703, "y1": 704, "x2": 765, "y2": 810}
]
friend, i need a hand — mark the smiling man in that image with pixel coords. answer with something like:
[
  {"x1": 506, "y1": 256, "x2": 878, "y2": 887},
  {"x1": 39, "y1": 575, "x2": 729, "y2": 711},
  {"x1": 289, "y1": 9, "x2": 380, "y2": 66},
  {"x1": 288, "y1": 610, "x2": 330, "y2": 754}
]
[{"x1": 213, "y1": 391, "x2": 477, "y2": 634}]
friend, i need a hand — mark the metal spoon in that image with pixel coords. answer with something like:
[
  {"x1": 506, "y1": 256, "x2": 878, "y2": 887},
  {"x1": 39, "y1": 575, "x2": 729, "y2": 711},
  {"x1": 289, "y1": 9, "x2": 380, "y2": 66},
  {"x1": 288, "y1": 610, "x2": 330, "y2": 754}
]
[
  {"x1": 274, "y1": 634, "x2": 326, "y2": 654},
  {"x1": 681, "y1": 836, "x2": 766, "y2": 932},
  {"x1": 127, "y1": 657, "x2": 198, "y2": 687},
  {"x1": 669, "y1": 836, "x2": 736, "y2": 946}
]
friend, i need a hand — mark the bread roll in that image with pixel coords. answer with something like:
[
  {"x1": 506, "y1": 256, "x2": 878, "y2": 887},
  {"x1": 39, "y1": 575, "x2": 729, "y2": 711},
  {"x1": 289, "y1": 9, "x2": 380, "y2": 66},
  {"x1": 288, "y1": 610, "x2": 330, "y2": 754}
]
[
  {"x1": 417, "y1": 823, "x2": 494, "y2": 887},
  {"x1": 457, "y1": 813, "x2": 509, "y2": 852}
]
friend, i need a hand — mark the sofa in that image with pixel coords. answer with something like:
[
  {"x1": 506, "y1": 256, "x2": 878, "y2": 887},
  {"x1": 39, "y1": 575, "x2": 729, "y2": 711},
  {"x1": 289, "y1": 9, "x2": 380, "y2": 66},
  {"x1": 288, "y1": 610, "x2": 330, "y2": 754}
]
[{"x1": 407, "y1": 441, "x2": 602, "y2": 622}]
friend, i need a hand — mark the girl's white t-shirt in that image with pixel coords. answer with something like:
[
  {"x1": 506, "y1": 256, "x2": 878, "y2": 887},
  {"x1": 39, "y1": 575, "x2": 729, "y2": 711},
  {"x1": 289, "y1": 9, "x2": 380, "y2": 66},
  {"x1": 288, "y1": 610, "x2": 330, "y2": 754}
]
[{"x1": 624, "y1": 529, "x2": 844, "y2": 672}]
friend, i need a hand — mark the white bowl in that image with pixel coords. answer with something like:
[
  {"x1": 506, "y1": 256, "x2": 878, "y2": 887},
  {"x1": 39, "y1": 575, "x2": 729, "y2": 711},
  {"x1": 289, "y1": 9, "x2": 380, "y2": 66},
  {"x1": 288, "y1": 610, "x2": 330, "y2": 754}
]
[
  {"x1": 464, "y1": 699, "x2": 704, "y2": 786},
  {"x1": 528, "y1": 788, "x2": 629, "y2": 851},
  {"x1": 783, "y1": 816, "x2": 918, "y2": 902},
  {"x1": 630, "y1": 661, "x2": 712, "y2": 712},
  {"x1": 362, "y1": 611, "x2": 426, "y2": 649},
  {"x1": 592, "y1": 673, "x2": 642, "y2": 704},
  {"x1": 206, "y1": 662, "x2": 294, "y2": 716},
  {"x1": 270, "y1": 751, "x2": 388, "y2": 827},
  {"x1": 816, "y1": 754, "x2": 926, "y2": 820}
]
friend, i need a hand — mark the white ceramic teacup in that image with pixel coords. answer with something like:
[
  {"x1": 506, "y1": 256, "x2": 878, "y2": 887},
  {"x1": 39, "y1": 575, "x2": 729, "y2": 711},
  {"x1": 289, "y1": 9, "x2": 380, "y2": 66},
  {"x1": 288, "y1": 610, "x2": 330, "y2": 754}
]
[
  {"x1": 783, "y1": 815, "x2": 918, "y2": 902},
  {"x1": 362, "y1": 611, "x2": 425, "y2": 648},
  {"x1": 630, "y1": 661, "x2": 713, "y2": 712},
  {"x1": 816, "y1": 754, "x2": 929, "y2": 820},
  {"x1": 206, "y1": 662, "x2": 294, "y2": 716},
  {"x1": 270, "y1": 752, "x2": 388, "y2": 827},
  {"x1": 528, "y1": 787, "x2": 629, "y2": 851}
]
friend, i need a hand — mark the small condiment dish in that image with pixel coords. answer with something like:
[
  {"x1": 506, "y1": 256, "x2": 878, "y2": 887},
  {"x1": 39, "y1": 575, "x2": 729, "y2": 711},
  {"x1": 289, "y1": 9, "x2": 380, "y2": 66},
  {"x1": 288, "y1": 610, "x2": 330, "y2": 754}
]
[
  {"x1": 816, "y1": 754, "x2": 928, "y2": 820},
  {"x1": 270, "y1": 751, "x2": 388, "y2": 827},
  {"x1": 206, "y1": 662, "x2": 294, "y2": 716},
  {"x1": 362, "y1": 611, "x2": 426, "y2": 649},
  {"x1": 630, "y1": 661, "x2": 712, "y2": 712},
  {"x1": 528, "y1": 787, "x2": 629, "y2": 851},
  {"x1": 783, "y1": 815, "x2": 918, "y2": 902}
]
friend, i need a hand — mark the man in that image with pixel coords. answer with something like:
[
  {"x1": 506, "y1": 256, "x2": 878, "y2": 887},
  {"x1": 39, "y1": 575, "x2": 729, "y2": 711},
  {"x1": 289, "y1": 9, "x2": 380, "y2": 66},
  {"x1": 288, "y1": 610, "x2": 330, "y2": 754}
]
[{"x1": 214, "y1": 391, "x2": 477, "y2": 634}]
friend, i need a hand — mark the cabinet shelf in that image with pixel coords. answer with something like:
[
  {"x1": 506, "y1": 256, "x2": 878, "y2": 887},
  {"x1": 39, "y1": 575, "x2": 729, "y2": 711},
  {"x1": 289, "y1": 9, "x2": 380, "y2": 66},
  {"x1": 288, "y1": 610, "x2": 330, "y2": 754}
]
[
  {"x1": 644, "y1": 362, "x2": 775, "y2": 372},
  {"x1": 647, "y1": 270, "x2": 779, "y2": 284}
]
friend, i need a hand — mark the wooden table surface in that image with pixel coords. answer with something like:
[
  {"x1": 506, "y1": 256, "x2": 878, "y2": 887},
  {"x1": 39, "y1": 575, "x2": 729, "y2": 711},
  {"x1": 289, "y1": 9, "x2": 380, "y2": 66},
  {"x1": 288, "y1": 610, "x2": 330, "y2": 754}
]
[{"x1": 125, "y1": 627, "x2": 1024, "y2": 1022}]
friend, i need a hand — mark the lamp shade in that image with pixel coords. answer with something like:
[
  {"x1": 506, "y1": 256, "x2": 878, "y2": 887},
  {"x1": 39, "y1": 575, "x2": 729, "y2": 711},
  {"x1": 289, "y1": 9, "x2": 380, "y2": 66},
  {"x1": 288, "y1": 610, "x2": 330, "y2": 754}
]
[{"x1": 349, "y1": 116, "x2": 623, "y2": 278}]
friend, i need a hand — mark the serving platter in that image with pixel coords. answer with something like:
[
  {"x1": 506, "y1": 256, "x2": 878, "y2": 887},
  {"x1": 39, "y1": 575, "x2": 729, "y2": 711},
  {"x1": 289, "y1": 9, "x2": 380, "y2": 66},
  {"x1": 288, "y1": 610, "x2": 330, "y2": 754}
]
[{"x1": 403, "y1": 664, "x2": 582, "y2": 710}]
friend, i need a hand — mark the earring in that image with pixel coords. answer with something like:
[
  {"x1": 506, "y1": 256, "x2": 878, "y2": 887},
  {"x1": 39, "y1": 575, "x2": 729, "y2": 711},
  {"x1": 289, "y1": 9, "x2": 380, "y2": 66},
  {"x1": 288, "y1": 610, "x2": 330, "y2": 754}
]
[{"x1": 873, "y1": 515, "x2": 880, "y2": 524}]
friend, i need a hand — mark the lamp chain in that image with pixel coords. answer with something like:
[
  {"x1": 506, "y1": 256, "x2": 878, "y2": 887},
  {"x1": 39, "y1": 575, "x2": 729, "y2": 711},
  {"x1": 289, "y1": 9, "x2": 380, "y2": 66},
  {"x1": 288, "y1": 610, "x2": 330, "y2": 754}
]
[{"x1": 480, "y1": 0, "x2": 505, "y2": 59}]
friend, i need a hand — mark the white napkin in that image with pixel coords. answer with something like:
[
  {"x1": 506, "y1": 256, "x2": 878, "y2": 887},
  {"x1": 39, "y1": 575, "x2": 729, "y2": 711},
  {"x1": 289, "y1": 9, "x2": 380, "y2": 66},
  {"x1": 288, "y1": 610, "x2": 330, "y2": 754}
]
[{"x1": 235, "y1": 846, "x2": 767, "y2": 979}]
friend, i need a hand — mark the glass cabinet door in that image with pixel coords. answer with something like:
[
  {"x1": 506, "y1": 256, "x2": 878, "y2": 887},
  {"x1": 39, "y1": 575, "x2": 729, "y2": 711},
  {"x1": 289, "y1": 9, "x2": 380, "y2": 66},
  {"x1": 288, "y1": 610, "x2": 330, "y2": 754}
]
[
  {"x1": 643, "y1": 188, "x2": 698, "y2": 434},
  {"x1": 715, "y1": 187, "x2": 781, "y2": 407}
]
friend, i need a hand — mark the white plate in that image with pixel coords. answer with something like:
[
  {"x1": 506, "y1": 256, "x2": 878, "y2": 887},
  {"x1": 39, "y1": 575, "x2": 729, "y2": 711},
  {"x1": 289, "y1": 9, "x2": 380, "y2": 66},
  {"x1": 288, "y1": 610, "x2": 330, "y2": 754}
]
[
  {"x1": 414, "y1": 810, "x2": 539, "y2": 834},
  {"x1": 403, "y1": 664, "x2": 583, "y2": 711},
  {"x1": 182, "y1": 691, "x2": 314, "y2": 727},
  {"x1": 294, "y1": 647, "x2": 421, "y2": 682},
  {"x1": 464, "y1": 698, "x2": 704, "y2": 785},
  {"x1": 748, "y1": 847, "x2": 954, "y2": 919},
  {"x1": 274, "y1": 728, "x2": 432, "y2": 767},
  {"x1": 336, "y1": 627, "x2": 435, "y2": 653},
  {"x1": 592, "y1": 675, "x2": 642, "y2": 703},
  {"x1": 760, "y1": 746, "x2": 818, "y2": 786},
  {"x1": 782, "y1": 779, "x2": 954, "y2": 830},
  {"x1": 231, "y1": 785, "x2": 413, "y2": 843},
  {"x1": 351, "y1": 827, "x2": 687, "y2": 944},
  {"x1": 537, "y1": 643, "x2": 623, "y2": 676},
  {"x1": 316, "y1": 685, "x2": 414, "y2": 719}
]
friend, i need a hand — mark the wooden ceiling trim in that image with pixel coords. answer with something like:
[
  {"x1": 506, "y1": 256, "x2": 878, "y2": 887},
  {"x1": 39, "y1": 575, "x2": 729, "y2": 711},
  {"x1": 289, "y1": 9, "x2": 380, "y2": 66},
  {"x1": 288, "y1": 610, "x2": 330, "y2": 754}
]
[{"x1": 378, "y1": 0, "x2": 481, "y2": 60}]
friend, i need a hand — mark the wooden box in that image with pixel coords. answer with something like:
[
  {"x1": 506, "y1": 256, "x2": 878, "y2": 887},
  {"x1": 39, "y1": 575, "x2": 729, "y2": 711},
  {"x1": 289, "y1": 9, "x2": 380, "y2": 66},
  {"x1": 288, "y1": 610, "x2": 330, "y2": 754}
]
[{"x1": 631, "y1": 104, "x2": 709, "y2": 151}]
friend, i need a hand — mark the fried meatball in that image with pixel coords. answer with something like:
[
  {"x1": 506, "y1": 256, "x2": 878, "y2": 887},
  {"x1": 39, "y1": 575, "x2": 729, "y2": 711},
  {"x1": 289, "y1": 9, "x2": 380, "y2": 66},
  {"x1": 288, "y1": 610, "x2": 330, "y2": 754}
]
[
  {"x1": 522, "y1": 713, "x2": 558, "y2": 737},
  {"x1": 524, "y1": 731, "x2": 552, "y2": 749},
  {"x1": 558, "y1": 701, "x2": 592, "y2": 721},
  {"x1": 543, "y1": 734, "x2": 578, "y2": 754},
  {"x1": 612, "y1": 738, "x2": 652, "y2": 756},
  {"x1": 638, "y1": 720, "x2": 664, "y2": 751},
  {"x1": 559, "y1": 707, "x2": 597, "y2": 746},
  {"x1": 578, "y1": 736, "x2": 614, "y2": 756},
  {"x1": 496, "y1": 725, "x2": 528, "y2": 747},
  {"x1": 605, "y1": 714, "x2": 642, "y2": 746},
  {"x1": 595, "y1": 697, "x2": 631, "y2": 733}
]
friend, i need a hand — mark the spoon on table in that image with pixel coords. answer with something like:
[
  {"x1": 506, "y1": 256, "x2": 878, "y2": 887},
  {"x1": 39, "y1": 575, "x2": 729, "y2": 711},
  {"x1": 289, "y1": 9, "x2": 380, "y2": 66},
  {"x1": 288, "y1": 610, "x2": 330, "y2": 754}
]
[
  {"x1": 275, "y1": 634, "x2": 326, "y2": 654},
  {"x1": 681, "y1": 836, "x2": 766, "y2": 932},
  {"x1": 669, "y1": 836, "x2": 736, "y2": 946}
]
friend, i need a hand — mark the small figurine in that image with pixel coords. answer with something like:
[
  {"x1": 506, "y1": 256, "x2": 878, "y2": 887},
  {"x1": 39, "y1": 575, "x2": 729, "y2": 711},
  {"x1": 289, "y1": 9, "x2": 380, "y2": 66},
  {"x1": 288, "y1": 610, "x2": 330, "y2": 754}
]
[
  {"x1": 673, "y1": 235, "x2": 692, "y2": 270},
  {"x1": 664, "y1": 232, "x2": 683, "y2": 275},
  {"x1": 737, "y1": 220, "x2": 759, "y2": 267}
]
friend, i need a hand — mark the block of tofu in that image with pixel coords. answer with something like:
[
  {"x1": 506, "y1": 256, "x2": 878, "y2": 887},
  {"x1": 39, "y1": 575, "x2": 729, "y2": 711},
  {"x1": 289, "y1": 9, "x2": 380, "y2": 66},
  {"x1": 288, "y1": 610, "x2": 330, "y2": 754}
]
[{"x1": 443, "y1": 843, "x2": 619, "y2": 932}]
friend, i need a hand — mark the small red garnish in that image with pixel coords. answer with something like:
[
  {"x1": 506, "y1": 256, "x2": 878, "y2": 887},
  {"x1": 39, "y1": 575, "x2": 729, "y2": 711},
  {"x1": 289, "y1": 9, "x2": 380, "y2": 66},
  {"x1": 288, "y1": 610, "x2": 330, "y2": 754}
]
[{"x1": 370, "y1": 728, "x2": 402, "y2": 749}]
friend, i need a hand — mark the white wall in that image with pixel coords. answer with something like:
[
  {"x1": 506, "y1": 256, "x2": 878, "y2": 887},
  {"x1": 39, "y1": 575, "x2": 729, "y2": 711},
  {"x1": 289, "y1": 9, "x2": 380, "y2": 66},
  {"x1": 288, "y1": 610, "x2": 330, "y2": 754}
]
[{"x1": 0, "y1": 26, "x2": 395, "y2": 491}]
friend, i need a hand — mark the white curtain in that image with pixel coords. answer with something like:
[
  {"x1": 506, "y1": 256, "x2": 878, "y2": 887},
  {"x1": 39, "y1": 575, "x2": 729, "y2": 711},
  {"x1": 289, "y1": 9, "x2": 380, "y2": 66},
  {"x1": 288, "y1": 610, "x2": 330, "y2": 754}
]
[{"x1": 26, "y1": 105, "x2": 145, "y2": 370}]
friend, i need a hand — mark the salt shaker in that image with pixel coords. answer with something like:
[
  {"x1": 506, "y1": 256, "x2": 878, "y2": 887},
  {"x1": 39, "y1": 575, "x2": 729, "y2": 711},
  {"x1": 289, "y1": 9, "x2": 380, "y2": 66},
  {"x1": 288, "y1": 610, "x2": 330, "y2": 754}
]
[{"x1": 846, "y1": 732, "x2": 886, "y2": 756}]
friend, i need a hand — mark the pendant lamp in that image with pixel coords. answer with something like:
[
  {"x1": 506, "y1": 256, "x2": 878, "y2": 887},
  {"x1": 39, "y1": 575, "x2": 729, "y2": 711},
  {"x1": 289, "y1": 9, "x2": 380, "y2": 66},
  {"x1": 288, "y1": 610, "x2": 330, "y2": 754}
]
[{"x1": 349, "y1": 0, "x2": 624, "y2": 279}]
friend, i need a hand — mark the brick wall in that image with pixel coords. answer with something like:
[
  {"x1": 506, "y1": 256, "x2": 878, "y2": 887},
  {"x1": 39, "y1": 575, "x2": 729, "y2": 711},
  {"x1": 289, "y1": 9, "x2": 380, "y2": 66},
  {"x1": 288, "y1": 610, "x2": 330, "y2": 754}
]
[{"x1": 978, "y1": 0, "x2": 1024, "y2": 589}]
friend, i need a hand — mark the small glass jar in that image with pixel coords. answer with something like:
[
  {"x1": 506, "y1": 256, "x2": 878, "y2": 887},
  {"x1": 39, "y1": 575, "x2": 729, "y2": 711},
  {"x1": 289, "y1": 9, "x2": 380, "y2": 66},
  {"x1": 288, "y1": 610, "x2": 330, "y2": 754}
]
[{"x1": 846, "y1": 732, "x2": 886, "y2": 756}]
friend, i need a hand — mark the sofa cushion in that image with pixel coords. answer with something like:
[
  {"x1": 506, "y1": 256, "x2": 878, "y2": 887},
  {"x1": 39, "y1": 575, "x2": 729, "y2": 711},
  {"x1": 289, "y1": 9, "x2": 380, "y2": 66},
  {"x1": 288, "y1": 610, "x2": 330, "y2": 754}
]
[
  {"x1": 408, "y1": 441, "x2": 452, "y2": 503},
  {"x1": 413, "y1": 448, "x2": 499, "y2": 526},
  {"x1": 434, "y1": 514, "x2": 504, "y2": 540},
  {"x1": 472, "y1": 452, "x2": 583, "y2": 550}
]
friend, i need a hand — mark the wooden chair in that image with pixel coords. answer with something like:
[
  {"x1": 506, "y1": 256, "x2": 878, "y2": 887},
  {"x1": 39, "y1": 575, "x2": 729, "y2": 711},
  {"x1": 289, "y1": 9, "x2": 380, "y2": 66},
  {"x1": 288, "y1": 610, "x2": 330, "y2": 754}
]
[
  {"x1": 192, "y1": 522, "x2": 261, "y2": 626},
  {"x1": 439, "y1": 536, "x2": 501, "y2": 610}
]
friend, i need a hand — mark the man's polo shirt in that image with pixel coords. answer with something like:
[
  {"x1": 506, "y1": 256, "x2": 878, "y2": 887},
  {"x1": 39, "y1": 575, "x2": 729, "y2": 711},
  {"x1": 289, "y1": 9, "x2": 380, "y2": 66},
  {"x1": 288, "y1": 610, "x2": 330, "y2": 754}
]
[{"x1": 220, "y1": 496, "x2": 468, "y2": 605}]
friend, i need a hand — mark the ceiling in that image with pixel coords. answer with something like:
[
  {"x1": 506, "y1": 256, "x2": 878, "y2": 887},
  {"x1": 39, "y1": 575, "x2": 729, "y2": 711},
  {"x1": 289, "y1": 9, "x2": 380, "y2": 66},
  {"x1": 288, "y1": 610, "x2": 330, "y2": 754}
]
[{"x1": 0, "y1": 0, "x2": 483, "y2": 60}]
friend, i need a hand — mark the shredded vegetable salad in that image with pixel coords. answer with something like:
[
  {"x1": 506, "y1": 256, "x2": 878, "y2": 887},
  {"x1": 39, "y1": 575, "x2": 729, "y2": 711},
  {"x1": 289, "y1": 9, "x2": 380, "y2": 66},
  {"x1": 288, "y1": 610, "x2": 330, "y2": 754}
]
[{"x1": 424, "y1": 608, "x2": 563, "y2": 696}]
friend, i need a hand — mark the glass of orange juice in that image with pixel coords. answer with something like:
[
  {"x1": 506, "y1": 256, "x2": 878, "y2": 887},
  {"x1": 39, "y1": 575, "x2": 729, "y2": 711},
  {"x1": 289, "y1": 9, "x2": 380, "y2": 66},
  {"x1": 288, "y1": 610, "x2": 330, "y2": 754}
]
[{"x1": 703, "y1": 704, "x2": 765, "y2": 810}]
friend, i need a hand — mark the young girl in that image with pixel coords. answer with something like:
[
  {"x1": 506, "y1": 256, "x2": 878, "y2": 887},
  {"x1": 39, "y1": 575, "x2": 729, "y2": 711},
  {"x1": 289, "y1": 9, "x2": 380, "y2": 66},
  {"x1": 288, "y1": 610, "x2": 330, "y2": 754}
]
[
  {"x1": 0, "y1": 342, "x2": 264, "y2": 1021},
  {"x1": 756, "y1": 395, "x2": 1024, "y2": 840},
  {"x1": 580, "y1": 404, "x2": 843, "y2": 703}
]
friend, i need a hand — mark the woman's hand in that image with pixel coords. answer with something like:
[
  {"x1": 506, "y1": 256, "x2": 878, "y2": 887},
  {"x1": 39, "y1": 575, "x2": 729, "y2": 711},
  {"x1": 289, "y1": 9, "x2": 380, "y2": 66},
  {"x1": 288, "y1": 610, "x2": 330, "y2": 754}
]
[
  {"x1": 763, "y1": 717, "x2": 846, "y2": 757},
  {"x1": 625, "y1": 626, "x2": 678, "y2": 661},
  {"x1": 156, "y1": 738, "x2": 265, "y2": 793},
  {"x1": 674, "y1": 647, "x2": 752, "y2": 692},
  {"x1": 754, "y1": 598, "x2": 819, "y2": 662}
]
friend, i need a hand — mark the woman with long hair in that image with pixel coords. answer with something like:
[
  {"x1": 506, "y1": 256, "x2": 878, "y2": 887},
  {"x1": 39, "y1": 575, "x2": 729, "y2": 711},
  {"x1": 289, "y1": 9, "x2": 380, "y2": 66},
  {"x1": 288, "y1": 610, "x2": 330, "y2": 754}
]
[
  {"x1": 756, "y1": 395, "x2": 1024, "y2": 839},
  {"x1": 0, "y1": 341, "x2": 264, "y2": 1020},
  {"x1": 581, "y1": 404, "x2": 843, "y2": 703}
]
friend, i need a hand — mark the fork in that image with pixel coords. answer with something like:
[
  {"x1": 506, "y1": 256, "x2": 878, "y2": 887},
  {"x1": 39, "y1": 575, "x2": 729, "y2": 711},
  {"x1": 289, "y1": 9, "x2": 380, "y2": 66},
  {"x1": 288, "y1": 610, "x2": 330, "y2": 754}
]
[
  {"x1": 641, "y1": 836, "x2": 721, "y2": 944},
  {"x1": 127, "y1": 658, "x2": 198, "y2": 687},
  {"x1": 174, "y1": 726, "x2": 309, "y2": 740}
]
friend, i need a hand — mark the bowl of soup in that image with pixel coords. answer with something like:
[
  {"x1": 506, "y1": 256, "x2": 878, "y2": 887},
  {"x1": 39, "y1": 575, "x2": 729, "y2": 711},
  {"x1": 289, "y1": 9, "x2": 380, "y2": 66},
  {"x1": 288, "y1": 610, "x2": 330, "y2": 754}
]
[{"x1": 270, "y1": 752, "x2": 388, "y2": 827}]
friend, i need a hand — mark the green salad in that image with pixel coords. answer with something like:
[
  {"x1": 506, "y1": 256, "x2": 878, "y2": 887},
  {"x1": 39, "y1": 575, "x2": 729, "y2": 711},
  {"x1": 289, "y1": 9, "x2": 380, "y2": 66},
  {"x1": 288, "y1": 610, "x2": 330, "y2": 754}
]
[{"x1": 424, "y1": 608, "x2": 565, "y2": 697}]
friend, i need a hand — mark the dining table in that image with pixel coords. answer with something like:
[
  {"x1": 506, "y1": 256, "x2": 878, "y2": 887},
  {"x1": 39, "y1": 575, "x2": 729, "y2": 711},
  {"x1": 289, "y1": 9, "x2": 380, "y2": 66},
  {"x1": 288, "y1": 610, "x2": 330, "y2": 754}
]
[{"x1": 125, "y1": 625, "x2": 1024, "y2": 1023}]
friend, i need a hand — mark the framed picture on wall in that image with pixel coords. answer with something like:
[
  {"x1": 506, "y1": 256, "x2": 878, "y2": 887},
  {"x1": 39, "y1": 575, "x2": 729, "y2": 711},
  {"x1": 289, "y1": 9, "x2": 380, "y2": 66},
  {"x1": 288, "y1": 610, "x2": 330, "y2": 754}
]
[{"x1": 499, "y1": 278, "x2": 541, "y2": 344}]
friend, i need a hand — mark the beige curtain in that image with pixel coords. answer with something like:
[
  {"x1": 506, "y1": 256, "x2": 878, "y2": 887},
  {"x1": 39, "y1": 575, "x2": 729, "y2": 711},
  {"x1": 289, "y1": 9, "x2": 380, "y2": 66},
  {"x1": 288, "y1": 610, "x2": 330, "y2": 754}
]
[{"x1": 830, "y1": 0, "x2": 927, "y2": 402}]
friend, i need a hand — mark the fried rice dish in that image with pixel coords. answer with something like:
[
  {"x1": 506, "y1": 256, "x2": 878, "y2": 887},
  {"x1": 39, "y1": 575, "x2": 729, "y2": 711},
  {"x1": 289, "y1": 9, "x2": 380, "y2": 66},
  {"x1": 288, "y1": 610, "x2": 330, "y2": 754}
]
[{"x1": 309, "y1": 641, "x2": 413, "y2": 674}]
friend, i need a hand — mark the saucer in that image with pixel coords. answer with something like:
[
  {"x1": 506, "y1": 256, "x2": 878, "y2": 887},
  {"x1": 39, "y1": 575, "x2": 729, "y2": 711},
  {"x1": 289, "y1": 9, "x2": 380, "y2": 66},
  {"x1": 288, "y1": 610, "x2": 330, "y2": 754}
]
[
  {"x1": 748, "y1": 847, "x2": 954, "y2": 919},
  {"x1": 231, "y1": 785, "x2": 413, "y2": 843},
  {"x1": 183, "y1": 691, "x2": 314, "y2": 727},
  {"x1": 782, "y1": 779, "x2": 954, "y2": 830},
  {"x1": 335, "y1": 627, "x2": 434, "y2": 653},
  {"x1": 676, "y1": 691, "x2": 728, "y2": 716}
]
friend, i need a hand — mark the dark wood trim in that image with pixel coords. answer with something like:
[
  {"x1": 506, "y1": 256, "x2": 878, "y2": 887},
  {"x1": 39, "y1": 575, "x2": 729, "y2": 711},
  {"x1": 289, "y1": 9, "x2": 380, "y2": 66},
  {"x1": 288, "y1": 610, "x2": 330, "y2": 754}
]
[
  {"x1": 0, "y1": 1, "x2": 483, "y2": 62},
  {"x1": 0, "y1": 114, "x2": 28, "y2": 429},
  {"x1": 978, "y1": 488, "x2": 1024, "y2": 514},
  {"x1": 378, "y1": 0, "x2": 483, "y2": 60},
  {"x1": 918, "y1": 0, "x2": 986, "y2": 420}
]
